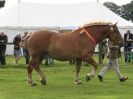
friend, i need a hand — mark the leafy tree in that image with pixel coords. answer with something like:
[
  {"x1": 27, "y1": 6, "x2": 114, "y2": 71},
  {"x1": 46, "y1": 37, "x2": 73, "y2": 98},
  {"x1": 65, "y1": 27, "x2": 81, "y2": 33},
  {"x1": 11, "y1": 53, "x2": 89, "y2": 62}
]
[
  {"x1": 0, "y1": 0, "x2": 5, "y2": 8},
  {"x1": 103, "y1": 1, "x2": 133, "y2": 22},
  {"x1": 121, "y1": 1, "x2": 133, "y2": 22},
  {"x1": 104, "y1": 2, "x2": 121, "y2": 15}
]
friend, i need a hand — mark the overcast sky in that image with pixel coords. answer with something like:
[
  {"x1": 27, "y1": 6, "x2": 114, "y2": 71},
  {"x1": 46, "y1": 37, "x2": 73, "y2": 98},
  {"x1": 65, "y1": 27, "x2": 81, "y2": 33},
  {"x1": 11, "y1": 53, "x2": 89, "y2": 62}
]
[{"x1": 5, "y1": 0, "x2": 132, "y2": 6}]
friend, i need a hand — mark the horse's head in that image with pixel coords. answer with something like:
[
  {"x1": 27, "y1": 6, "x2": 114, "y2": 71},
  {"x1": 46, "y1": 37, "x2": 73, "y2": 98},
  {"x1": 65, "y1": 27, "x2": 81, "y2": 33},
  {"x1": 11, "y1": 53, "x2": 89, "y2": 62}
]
[
  {"x1": 78, "y1": 22, "x2": 123, "y2": 47},
  {"x1": 107, "y1": 23, "x2": 124, "y2": 47}
]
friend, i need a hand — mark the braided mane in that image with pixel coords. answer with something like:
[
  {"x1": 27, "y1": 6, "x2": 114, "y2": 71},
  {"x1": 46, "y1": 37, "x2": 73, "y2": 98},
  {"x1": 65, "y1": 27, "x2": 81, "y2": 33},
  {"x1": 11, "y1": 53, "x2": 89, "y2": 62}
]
[{"x1": 82, "y1": 21, "x2": 113, "y2": 28}]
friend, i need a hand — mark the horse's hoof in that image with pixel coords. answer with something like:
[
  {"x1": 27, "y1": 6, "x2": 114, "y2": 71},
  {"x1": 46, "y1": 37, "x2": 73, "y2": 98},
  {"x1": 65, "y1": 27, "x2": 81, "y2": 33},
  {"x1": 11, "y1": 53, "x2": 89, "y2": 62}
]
[
  {"x1": 27, "y1": 82, "x2": 37, "y2": 86},
  {"x1": 30, "y1": 83, "x2": 37, "y2": 86},
  {"x1": 74, "y1": 81, "x2": 82, "y2": 85},
  {"x1": 27, "y1": 80, "x2": 37, "y2": 86},
  {"x1": 86, "y1": 75, "x2": 90, "y2": 82},
  {"x1": 41, "y1": 80, "x2": 46, "y2": 85}
]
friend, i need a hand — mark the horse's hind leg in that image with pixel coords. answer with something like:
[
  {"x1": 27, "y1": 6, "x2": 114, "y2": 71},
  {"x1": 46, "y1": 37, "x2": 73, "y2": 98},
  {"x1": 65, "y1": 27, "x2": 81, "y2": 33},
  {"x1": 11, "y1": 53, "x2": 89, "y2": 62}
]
[
  {"x1": 27, "y1": 57, "x2": 46, "y2": 86},
  {"x1": 74, "y1": 59, "x2": 82, "y2": 84},
  {"x1": 86, "y1": 57, "x2": 98, "y2": 81},
  {"x1": 27, "y1": 58, "x2": 36, "y2": 86},
  {"x1": 32, "y1": 57, "x2": 47, "y2": 85}
]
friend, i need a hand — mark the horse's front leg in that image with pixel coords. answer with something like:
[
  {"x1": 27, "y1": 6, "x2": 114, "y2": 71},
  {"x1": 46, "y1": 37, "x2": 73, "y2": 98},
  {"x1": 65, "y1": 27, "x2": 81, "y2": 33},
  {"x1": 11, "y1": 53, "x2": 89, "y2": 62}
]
[
  {"x1": 86, "y1": 56, "x2": 98, "y2": 81},
  {"x1": 74, "y1": 59, "x2": 82, "y2": 85}
]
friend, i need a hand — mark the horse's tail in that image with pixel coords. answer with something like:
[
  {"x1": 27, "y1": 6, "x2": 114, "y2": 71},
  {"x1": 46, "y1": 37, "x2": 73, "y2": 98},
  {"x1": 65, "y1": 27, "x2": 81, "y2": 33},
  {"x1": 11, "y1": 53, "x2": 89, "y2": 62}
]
[
  {"x1": 24, "y1": 32, "x2": 31, "y2": 39},
  {"x1": 20, "y1": 33, "x2": 31, "y2": 48}
]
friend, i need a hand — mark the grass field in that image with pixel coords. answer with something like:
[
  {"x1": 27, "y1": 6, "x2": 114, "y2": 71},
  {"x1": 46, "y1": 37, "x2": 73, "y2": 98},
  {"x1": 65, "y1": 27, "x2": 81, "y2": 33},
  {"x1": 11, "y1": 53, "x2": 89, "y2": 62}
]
[{"x1": 0, "y1": 55, "x2": 133, "y2": 99}]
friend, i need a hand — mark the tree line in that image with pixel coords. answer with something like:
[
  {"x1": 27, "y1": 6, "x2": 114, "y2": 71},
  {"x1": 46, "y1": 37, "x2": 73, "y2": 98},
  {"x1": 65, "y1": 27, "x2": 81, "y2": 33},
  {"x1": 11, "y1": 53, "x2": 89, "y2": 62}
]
[
  {"x1": 104, "y1": 1, "x2": 133, "y2": 22},
  {"x1": 0, "y1": 0, "x2": 5, "y2": 8}
]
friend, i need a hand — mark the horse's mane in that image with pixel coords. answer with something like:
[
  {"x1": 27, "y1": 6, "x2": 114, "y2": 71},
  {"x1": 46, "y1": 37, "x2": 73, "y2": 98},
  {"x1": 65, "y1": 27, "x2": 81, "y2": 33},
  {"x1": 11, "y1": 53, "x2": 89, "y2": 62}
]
[{"x1": 82, "y1": 21, "x2": 113, "y2": 28}]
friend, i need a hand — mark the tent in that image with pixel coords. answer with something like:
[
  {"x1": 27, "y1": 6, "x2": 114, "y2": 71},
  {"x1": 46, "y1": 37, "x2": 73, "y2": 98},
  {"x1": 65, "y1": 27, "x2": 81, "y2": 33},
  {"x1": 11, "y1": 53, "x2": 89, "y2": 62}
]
[
  {"x1": 0, "y1": 2, "x2": 133, "y2": 27},
  {"x1": 0, "y1": 2, "x2": 133, "y2": 54}
]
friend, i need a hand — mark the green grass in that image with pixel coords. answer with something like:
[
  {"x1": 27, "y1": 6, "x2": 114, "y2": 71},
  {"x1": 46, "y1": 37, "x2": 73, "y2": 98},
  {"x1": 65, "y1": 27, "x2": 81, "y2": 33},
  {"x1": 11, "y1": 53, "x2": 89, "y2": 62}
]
[{"x1": 0, "y1": 55, "x2": 133, "y2": 99}]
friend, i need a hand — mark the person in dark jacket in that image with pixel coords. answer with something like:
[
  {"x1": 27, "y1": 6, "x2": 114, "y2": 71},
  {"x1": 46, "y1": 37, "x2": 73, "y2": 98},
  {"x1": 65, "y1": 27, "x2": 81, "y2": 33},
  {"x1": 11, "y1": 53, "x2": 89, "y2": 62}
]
[
  {"x1": 124, "y1": 30, "x2": 133, "y2": 63},
  {"x1": 0, "y1": 32, "x2": 8, "y2": 66},
  {"x1": 12, "y1": 33, "x2": 22, "y2": 65}
]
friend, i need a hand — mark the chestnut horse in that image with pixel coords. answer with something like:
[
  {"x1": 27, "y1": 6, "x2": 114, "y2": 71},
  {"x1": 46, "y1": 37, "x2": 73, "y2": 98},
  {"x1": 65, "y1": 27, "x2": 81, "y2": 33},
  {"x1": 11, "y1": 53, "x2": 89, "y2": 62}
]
[{"x1": 27, "y1": 22, "x2": 123, "y2": 86}]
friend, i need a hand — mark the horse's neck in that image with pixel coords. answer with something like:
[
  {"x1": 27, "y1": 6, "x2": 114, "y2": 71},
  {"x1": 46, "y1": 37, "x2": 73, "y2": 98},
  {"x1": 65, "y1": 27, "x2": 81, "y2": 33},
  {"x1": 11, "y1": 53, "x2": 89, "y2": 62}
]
[{"x1": 89, "y1": 26, "x2": 109, "y2": 44}]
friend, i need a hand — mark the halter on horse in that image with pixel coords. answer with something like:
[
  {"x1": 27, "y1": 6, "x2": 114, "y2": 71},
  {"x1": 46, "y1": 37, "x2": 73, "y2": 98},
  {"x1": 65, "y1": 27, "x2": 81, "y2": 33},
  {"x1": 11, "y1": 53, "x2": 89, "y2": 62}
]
[{"x1": 27, "y1": 22, "x2": 123, "y2": 86}]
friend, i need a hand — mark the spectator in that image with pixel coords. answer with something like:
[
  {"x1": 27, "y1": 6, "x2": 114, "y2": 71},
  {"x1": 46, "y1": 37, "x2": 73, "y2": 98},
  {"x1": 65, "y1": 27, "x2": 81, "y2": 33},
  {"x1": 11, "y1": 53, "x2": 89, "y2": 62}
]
[
  {"x1": 98, "y1": 40, "x2": 128, "y2": 82},
  {"x1": 44, "y1": 55, "x2": 54, "y2": 65},
  {"x1": 69, "y1": 59, "x2": 75, "y2": 65},
  {"x1": 0, "y1": 32, "x2": 8, "y2": 66},
  {"x1": 124, "y1": 30, "x2": 133, "y2": 63},
  {"x1": 12, "y1": 33, "x2": 22, "y2": 65},
  {"x1": 21, "y1": 31, "x2": 30, "y2": 65}
]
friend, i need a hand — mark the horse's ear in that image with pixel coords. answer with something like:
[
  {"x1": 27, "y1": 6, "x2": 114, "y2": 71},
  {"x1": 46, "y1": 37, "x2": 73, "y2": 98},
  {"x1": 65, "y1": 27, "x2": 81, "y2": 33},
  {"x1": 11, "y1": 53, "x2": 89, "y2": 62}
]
[
  {"x1": 114, "y1": 22, "x2": 118, "y2": 27},
  {"x1": 80, "y1": 30, "x2": 84, "y2": 35},
  {"x1": 110, "y1": 22, "x2": 118, "y2": 31}
]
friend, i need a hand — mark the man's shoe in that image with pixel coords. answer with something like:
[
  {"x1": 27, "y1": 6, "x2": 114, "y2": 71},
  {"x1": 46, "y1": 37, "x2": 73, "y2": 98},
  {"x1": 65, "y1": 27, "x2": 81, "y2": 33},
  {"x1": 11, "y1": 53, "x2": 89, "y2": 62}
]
[
  {"x1": 120, "y1": 77, "x2": 128, "y2": 82},
  {"x1": 98, "y1": 75, "x2": 103, "y2": 82}
]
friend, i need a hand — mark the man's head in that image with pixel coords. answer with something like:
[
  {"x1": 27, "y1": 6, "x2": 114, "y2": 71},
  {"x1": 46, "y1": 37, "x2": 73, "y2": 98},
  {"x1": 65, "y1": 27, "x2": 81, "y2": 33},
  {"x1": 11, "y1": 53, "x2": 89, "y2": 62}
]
[
  {"x1": 0, "y1": 32, "x2": 4, "y2": 36},
  {"x1": 127, "y1": 30, "x2": 130, "y2": 33}
]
